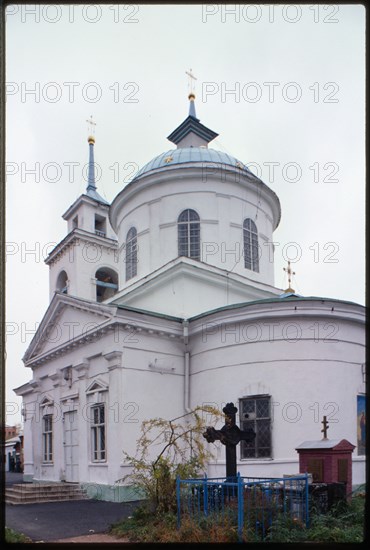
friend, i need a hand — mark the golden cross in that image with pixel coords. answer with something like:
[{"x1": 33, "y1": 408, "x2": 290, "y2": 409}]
[
  {"x1": 86, "y1": 115, "x2": 96, "y2": 136},
  {"x1": 185, "y1": 68, "x2": 197, "y2": 94},
  {"x1": 283, "y1": 260, "x2": 295, "y2": 292},
  {"x1": 321, "y1": 415, "x2": 329, "y2": 439}
]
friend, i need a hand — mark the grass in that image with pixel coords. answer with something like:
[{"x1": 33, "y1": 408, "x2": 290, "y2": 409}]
[
  {"x1": 5, "y1": 527, "x2": 32, "y2": 543},
  {"x1": 110, "y1": 494, "x2": 365, "y2": 543}
]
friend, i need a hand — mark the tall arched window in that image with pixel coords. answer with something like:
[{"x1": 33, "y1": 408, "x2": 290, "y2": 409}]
[
  {"x1": 126, "y1": 227, "x2": 137, "y2": 281},
  {"x1": 178, "y1": 209, "x2": 200, "y2": 260},
  {"x1": 243, "y1": 218, "x2": 259, "y2": 272}
]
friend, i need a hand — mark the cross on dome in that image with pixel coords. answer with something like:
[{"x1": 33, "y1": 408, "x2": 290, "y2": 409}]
[
  {"x1": 185, "y1": 68, "x2": 197, "y2": 95},
  {"x1": 185, "y1": 68, "x2": 197, "y2": 118},
  {"x1": 86, "y1": 115, "x2": 96, "y2": 144},
  {"x1": 283, "y1": 260, "x2": 296, "y2": 293}
]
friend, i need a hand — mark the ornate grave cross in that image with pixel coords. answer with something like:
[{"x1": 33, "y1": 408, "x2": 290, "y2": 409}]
[
  {"x1": 203, "y1": 402, "x2": 255, "y2": 480},
  {"x1": 321, "y1": 415, "x2": 329, "y2": 439}
]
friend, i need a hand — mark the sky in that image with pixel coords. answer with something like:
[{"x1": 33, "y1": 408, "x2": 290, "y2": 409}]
[{"x1": 5, "y1": 4, "x2": 365, "y2": 425}]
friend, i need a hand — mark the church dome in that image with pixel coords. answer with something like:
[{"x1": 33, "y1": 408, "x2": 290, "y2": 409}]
[{"x1": 132, "y1": 147, "x2": 255, "y2": 181}]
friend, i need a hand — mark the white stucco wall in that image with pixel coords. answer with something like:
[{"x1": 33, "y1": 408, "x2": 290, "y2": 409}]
[
  {"x1": 110, "y1": 165, "x2": 280, "y2": 290},
  {"x1": 188, "y1": 298, "x2": 365, "y2": 481}
]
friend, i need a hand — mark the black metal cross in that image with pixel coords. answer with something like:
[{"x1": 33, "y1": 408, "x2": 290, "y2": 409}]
[{"x1": 203, "y1": 402, "x2": 256, "y2": 481}]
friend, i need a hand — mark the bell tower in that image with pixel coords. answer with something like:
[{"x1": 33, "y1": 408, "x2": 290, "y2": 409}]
[{"x1": 45, "y1": 121, "x2": 119, "y2": 303}]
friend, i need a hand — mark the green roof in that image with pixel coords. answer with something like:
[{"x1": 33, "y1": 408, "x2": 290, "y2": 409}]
[
  {"x1": 115, "y1": 295, "x2": 364, "y2": 324},
  {"x1": 115, "y1": 303, "x2": 183, "y2": 322},
  {"x1": 188, "y1": 295, "x2": 365, "y2": 321}
]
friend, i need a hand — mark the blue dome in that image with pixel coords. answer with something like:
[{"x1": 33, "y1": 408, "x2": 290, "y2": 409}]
[{"x1": 132, "y1": 147, "x2": 254, "y2": 180}]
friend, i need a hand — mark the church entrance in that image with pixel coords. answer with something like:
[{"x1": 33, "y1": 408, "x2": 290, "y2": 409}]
[{"x1": 63, "y1": 411, "x2": 79, "y2": 482}]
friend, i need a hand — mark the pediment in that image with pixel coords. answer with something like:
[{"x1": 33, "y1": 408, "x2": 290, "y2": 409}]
[
  {"x1": 23, "y1": 293, "x2": 115, "y2": 364},
  {"x1": 110, "y1": 258, "x2": 279, "y2": 318},
  {"x1": 86, "y1": 378, "x2": 108, "y2": 394},
  {"x1": 40, "y1": 394, "x2": 54, "y2": 407}
]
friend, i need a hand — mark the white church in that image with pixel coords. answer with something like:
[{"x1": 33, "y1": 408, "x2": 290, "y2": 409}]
[{"x1": 15, "y1": 92, "x2": 365, "y2": 500}]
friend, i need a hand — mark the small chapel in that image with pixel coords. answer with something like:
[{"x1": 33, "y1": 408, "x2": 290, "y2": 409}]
[{"x1": 15, "y1": 88, "x2": 365, "y2": 500}]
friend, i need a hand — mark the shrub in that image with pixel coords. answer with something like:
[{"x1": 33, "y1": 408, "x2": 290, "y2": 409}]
[
  {"x1": 5, "y1": 527, "x2": 32, "y2": 543},
  {"x1": 266, "y1": 495, "x2": 365, "y2": 543},
  {"x1": 116, "y1": 406, "x2": 221, "y2": 514}
]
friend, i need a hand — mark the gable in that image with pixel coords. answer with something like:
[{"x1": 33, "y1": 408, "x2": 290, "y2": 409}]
[
  {"x1": 332, "y1": 439, "x2": 356, "y2": 451},
  {"x1": 112, "y1": 261, "x2": 279, "y2": 318},
  {"x1": 24, "y1": 296, "x2": 114, "y2": 363}
]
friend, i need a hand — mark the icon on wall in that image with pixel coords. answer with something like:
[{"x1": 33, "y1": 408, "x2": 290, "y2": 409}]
[{"x1": 357, "y1": 395, "x2": 366, "y2": 455}]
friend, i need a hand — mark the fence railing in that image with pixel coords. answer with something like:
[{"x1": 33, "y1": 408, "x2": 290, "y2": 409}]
[{"x1": 176, "y1": 473, "x2": 309, "y2": 541}]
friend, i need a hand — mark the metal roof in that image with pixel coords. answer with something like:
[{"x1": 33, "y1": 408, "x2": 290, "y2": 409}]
[
  {"x1": 167, "y1": 116, "x2": 219, "y2": 145},
  {"x1": 296, "y1": 439, "x2": 354, "y2": 449},
  {"x1": 85, "y1": 188, "x2": 109, "y2": 205},
  {"x1": 133, "y1": 147, "x2": 255, "y2": 181},
  {"x1": 188, "y1": 295, "x2": 365, "y2": 321}
]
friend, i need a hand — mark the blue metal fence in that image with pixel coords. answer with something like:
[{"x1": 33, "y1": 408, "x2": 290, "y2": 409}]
[{"x1": 176, "y1": 473, "x2": 309, "y2": 541}]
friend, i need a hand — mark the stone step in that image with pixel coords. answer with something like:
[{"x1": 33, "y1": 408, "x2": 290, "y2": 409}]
[
  {"x1": 5, "y1": 483, "x2": 90, "y2": 505},
  {"x1": 6, "y1": 490, "x2": 88, "y2": 498},
  {"x1": 10, "y1": 481, "x2": 79, "y2": 491},
  {"x1": 9, "y1": 484, "x2": 82, "y2": 493},
  {"x1": 5, "y1": 494, "x2": 89, "y2": 505}
]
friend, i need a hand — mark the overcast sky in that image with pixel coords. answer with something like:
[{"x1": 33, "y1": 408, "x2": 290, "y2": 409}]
[{"x1": 5, "y1": 4, "x2": 365, "y2": 424}]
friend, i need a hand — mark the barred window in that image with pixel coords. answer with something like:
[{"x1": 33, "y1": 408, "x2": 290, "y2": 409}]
[
  {"x1": 43, "y1": 415, "x2": 53, "y2": 463},
  {"x1": 126, "y1": 227, "x2": 137, "y2": 281},
  {"x1": 178, "y1": 209, "x2": 200, "y2": 260},
  {"x1": 91, "y1": 404, "x2": 106, "y2": 462},
  {"x1": 243, "y1": 218, "x2": 259, "y2": 272},
  {"x1": 240, "y1": 396, "x2": 271, "y2": 459}
]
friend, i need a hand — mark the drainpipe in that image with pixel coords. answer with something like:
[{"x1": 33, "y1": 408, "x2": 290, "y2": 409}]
[{"x1": 183, "y1": 320, "x2": 191, "y2": 412}]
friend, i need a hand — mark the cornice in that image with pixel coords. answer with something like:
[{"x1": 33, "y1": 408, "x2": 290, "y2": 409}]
[{"x1": 45, "y1": 228, "x2": 117, "y2": 266}]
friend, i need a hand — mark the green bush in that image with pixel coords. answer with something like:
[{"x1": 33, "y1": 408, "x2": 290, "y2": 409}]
[
  {"x1": 116, "y1": 406, "x2": 221, "y2": 514},
  {"x1": 5, "y1": 527, "x2": 32, "y2": 543},
  {"x1": 266, "y1": 495, "x2": 365, "y2": 543}
]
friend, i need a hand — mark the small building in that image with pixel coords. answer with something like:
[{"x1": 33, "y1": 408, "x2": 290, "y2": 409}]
[
  {"x1": 296, "y1": 438, "x2": 356, "y2": 497},
  {"x1": 4, "y1": 425, "x2": 18, "y2": 440},
  {"x1": 4, "y1": 432, "x2": 24, "y2": 473}
]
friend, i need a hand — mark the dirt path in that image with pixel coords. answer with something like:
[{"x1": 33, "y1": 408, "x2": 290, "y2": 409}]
[{"x1": 48, "y1": 533, "x2": 130, "y2": 543}]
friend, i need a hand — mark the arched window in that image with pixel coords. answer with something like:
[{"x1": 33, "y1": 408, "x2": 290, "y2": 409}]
[
  {"x1": 178, "y1": 209, "x2": 200, "y2": 260},
  {"x1": 56, "y1": 270, "x2": 68, "y2": 294},
  {"x1": 243, "y1": 218, "x2": 259, "y2": 272},
  {"x1": 126, "y1": 227, "x2": 137, "y2": 281},
  {"x1": 95, "y1": 267, "x2": 118, "y2": 302}
]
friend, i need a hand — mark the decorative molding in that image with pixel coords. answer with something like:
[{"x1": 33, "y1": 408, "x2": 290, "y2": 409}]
[
  {"x1": 49, "y1": 371, "x2": 62, "y2": 387},
  {"x1": 40, "y1": 395, "x2": 54, "y2": 407},
  {"x1": 46, "y1": 228, "x2": 117, "y2": 266},
  {"x1": 159, "y1": 222, "x2": 176, "y2": 229},
  {"x1": 75, "y1": 360, "x2": 89, "y2": 380},
  {"x1": 104, "y1": 350, "x2": 123, "y2": 370},
  {"x1": 60, "y1": 392, "x2": 79, "y2": 402},
  {"x1": 201, "y1": 219, "x2": 219, "y2": 225}
]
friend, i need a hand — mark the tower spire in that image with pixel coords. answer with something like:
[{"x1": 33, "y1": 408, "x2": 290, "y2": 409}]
[{"x1": 86, "y1": 115, "x2": 96, "y2": 192}]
